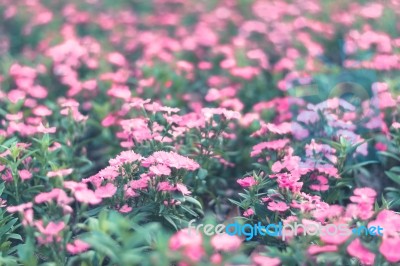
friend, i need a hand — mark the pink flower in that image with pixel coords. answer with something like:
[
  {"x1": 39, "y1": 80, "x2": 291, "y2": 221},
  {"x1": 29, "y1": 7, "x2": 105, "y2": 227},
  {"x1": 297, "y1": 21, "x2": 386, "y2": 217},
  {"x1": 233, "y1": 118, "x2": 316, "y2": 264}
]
[
  {"x1": 149, "y1": 164, "x2": 171, "y2": 176},
  {"x1": 308, "y1": 245, "x2": 338, "y2": 255},
  {"x1": 47, "y1": 168, "x2": 73, "y2": 178},
  {"x1": 374, "y1": 142, "x2": 387, "y2": 151},
  {"x1": 169, "y1": 229, "x2": 204, "y2": 262},
  {"x1": 75, "y1": 189, "x2": 102, "y2": 205},
  {"x1": 142, "y1": 151, "x2": 200, "y2": 171},
  {"x1": 176, "y1": 183, "x2": 191, "y2": 195},
  {"x1": 252, "y1": 255, "x2": 281, "y2": 266},
  {"x1": 347, "y1": 238, "x2": 375, "y2": 265},
  {"x1": 320, "y1": 231, "x2": 349, "y2": 245},
  {"x1": 67, "y1": 239, "x2": 90, "y2": 254},
  {"x1": 0, "y1": 199, "x2": 6, "y2": 208},
  {"x1": 18, "y1": 169, "x2": 32, "y2": 181},
  {"x1": 251, "y1": 139, "x2": 290, "y2": 156},
  {"x1": 129, "y1": 177, "x2": 149, "y2": 190},
  {"x1": 108, "y1": 52, "x2": 127, "y2": 67},
  {"x1": 211, "y1": 234, "x2": 241, "y2": 252},
  {"x1": 109, "y1": 150, "x2": 142, "y2": 166},
  {"x1": 379, "y1": 235, "x2": 400, "y2": 263},
  {"x1": 35, "y1": 188, "x2": 73, "y2": 205},
  {"x1": 309, "y1": 175, "x2": 329, "y2": 191},
  {"x1": 37, "y1": 123, "x2": 56, "y2": 134},
  {"x1": 350, "y1": 187, "x2": 376, "y2": 204},
  {"x1": 7, "y1": 202, "x2": 33, "y2": 213},
  {"x1": 268, "y1": 201, "x2": 289, "y2": 212},
  {"x1": 243, "y1": 208, "x2": 254, "y2": 217},
  {"x1": 119, "y1": 204, "x2": 132, "y2": 213},
  {"x1": 35, "y1": 221, "x2": 65, "y2": 245},
  {"x1": 157, "y1": 181, "x2": 175, "y2": 192},
  {"x1": 95, "y1": 183, "x2": 117, "y2": 198},
  {"x1": 33, "y1": 105, "x2": 52, "y2": 116},
  {"x1": 392, "y1": 122, "x2": 400, "y2": 129},
  {"x1": 237, "y1": 176, "x2": 257, "y2": 187}
]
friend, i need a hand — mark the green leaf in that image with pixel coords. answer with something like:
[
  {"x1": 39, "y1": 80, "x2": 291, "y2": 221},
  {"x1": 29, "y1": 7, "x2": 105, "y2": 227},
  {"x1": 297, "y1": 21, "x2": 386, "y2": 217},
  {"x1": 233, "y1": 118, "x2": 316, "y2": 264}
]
[
  {"x1": 197, "y1": 168, "x2": 208, "y2": 180},
  {"x1": 385, "y1": 171, "x2": 400, "y2": 185}
]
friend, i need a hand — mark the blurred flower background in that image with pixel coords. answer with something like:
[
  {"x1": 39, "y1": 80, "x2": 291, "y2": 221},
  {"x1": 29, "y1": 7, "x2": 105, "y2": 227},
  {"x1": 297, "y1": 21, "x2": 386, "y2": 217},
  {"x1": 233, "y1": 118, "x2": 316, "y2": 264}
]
[{"x1": 0, "y1": 0, "x2": 400, "y2": 265}]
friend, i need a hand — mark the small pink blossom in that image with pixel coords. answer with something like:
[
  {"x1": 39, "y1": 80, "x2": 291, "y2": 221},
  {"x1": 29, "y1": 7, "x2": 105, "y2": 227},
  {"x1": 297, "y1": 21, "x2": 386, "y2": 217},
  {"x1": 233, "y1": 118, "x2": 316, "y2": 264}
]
[
  {"x1": 237, "y1": 176, "x2": 257, "y2": 188},
  {"x1": 67, "y1": 239, "x2": 90, "y2": 254},
  {"x1": 18, "y1": 169, "x2": 32, "y2": 181},
  {"x1": 243, "y1": 208, "x2": 254, "y2": 217},
  {"x1": 119, "y1": 204, "x2": 133, "y2": 213}
]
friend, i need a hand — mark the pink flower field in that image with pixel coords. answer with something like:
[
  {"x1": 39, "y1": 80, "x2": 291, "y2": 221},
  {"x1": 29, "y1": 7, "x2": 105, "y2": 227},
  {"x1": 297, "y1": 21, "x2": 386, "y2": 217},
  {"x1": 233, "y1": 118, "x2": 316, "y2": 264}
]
[{"x1": 0, "y1": 0, "x2": 400, "y2": 265}]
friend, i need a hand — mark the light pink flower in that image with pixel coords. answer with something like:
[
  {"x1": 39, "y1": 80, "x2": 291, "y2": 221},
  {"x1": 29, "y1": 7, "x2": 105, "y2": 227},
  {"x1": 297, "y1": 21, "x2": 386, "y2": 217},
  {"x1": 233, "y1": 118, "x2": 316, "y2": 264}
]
[
  {"x1": 252, "y1": 255, "x2": 281, "y2": 266},
  {"x1": 350, "y1": 187, "x2": 376, "y2": 204},
  {"x1": 37, "y1": 123, "x2": 56, "y2": 134},
  {"x1": 142, "y1": 151, "x2": 199, "y2": 171},
  {"x1": 149, "y1": 164, "x2": 171, "y2": 176},
  {"x1": 176, "y1": 183, "x2": 191, "y2": 195},
  {"x1": 211, "y1": 234, "x2": 241, "y2": 252},
  {"x1": 95, "y1": 183, "x2": 117, "y2": 198},
  {"x1": 169, "y1": 229, "x2": 204, "y2": 262},
  {"x1": 47, "y1": 168, "x2": 73, "y2": 178}
]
